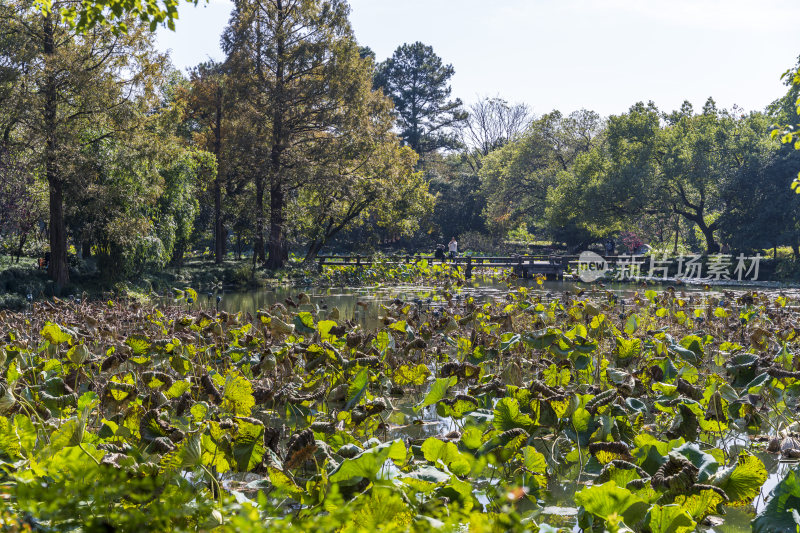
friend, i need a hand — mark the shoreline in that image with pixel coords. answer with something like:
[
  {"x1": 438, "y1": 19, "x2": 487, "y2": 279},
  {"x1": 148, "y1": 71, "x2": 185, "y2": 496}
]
[{"x1": 2, "y1": 256, "x2": 799, "y2": 311}]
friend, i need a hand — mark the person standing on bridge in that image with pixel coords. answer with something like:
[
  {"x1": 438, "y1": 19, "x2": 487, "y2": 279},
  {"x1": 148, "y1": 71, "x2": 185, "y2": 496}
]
[
  {"x1": 448, "y1": 237, "x2": 458, "y2": 261},
  {"x1": 434, "y1": 243, "x2": 446, "y2": 262}
]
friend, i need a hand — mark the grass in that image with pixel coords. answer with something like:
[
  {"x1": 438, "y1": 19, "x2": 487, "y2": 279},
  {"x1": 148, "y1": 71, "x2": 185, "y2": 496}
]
[{"x1": 0, "y1": 254, "x2": 37, "y2": 269}]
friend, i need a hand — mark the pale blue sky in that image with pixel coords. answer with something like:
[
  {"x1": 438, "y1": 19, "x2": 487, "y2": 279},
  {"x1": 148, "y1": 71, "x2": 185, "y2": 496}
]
[{"x1": 156, "y1": 0, "x2": 800, "y2": 117}]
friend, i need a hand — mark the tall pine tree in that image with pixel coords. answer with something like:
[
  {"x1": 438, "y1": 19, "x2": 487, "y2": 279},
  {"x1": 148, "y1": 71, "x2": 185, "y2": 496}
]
[{"x1": 375, "y1": 42, "x2": 467, "y2": 155}]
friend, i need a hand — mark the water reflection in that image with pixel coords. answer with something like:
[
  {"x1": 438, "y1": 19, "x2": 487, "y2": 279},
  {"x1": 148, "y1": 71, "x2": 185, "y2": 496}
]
[{"x1": 184, "y1": 277, "x2": 779, "y2": 331}]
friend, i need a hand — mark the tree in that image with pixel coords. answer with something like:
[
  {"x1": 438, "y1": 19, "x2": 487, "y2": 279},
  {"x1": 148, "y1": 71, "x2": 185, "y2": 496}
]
[
  {"x1": 298, "y1": 145, "x2": 432, "y2": 261},
  {"x1": 460, "y1": 97, "x2": 531, "y2": 171},
  {"x1": 546, "y1": 101, "x2": 771, "y2": 253},
  {"x1": 223, "y1": 0, "x2": 388, "y2": 269},
  {"x1": 770, "y1": 57, "x2": 800, "y2": 192},
  {"x1": 0, "y1": 24, "x2": 47, "y2": 262},
  {"x1": 186, "y1": 61, "x2": 231, "y2": 264},
  {"x1": 35, "y1": 0, "x2": 205, "y2": 34},
  {"x1": 427, "y1": 153, "x2": 487, "y2": 243},
  {"x1": 659, "y1": 103, "x2": 769, "y2": 253},
  {"x1": 157, "y1": 150, "x2": 217, "y2": 266},
  {"x1": 286, "y1": 65, "x2": 430, "y2": 259},
  {"x1": 0, "y1": 148, "x2": 47, "y2": 262},
  {"x1": 2, "y1": 0, "x2": 169, "y2": 284},
  {"x1": 720, "y1": 145, "x2": 800, "y2": 257},
  {"x1": 375, "y1": 42, "x2": 467, "y2": 155},
  {"x1": 479, "y1": 109, "x2": 602, "y2": 238}
]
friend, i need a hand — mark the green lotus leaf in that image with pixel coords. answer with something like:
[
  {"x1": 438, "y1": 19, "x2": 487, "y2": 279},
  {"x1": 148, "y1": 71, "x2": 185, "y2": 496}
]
[
  {"x1": 574, "y1": 481, "x2": 649, "y2": 529},
  {"x1": 415, "y1": 376, "x2": 456, "y2": 412},
  {"x1": 329, "y1": 439, "x2": 406, "y2": 484},
  {"x1": 40, "y1": 323, "x2": 72, "y2": 345},
  {"x1": 643, "y1": 504, "x2": 696, "y2": 533},
  {"x1": 492, "y1": 397, "x2": 534, "y2": 432},
  {"x1": 752, "y1": 468, "x2": 800, "y2": 533},
  {"x1": 709, "y1": 452, "x2": 767, "y2": 506}
]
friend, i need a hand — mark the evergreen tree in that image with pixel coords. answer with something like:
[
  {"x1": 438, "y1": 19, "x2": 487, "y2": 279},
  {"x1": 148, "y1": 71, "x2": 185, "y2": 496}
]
[
  {"x1": 223, "y1": 0, "x2": 385, "y2": 269},
  {"x1": 375, "y1": 42, "x2": 467, "y2": 155}
]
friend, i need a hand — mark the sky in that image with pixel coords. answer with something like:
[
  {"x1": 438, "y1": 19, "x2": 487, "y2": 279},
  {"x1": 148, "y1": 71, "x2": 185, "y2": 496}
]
[{"x1": 156, "y1": 0, "x2": 800, "y2": 117}]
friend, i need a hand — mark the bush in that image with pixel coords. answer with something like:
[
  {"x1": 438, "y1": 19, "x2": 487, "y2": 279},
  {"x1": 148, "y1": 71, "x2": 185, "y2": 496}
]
[
  {"x1": 97, "y1": 234, "x2": 167, "y2": 280},
  {"x1": 230, "y1": 264, "x2": 253, "y2": 285},
  {"x1": 0, "y1": 267, "x2": 47, "y2": 297},
  {"x1": 774, "y1": 259, "x2": 800, "y2": 280},
  {"x1": 458, "y1": 231, "x2": 505, "y2": 254},
  {"x1": 506, "y1": 224, "x2": 536, "y2": 245},
  {"x1": 0, "y1": 293, "x2": 25, "y2": 310}
]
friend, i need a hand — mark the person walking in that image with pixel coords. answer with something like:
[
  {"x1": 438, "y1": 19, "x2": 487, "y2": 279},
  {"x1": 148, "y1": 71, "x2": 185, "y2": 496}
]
[{"x1": 448, "y1": 237, "x2": 458, "y2": 261}]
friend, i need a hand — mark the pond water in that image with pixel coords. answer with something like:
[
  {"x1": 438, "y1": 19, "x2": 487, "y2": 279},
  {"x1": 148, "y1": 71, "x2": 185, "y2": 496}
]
[
  {"x1": 174, "y1": 277, "x2": 800, "y2": 531},
  {"x1": 189, "y1": 277, "x2": 800, "y2": 331}
]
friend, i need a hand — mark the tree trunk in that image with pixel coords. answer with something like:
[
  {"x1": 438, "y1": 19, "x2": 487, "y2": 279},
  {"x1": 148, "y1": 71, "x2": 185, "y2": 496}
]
[
  {"x1": 171, "y1": 242, "x2": 185, "y2": 266},
  {"x1": 265, "y1": 2, "x2": 286, "y2": 271},
  {"x1": 15, "y1": 232, "x2": 26, "y2": 263},
  {"x1": 81, "y1": 240, "x2": 91, "y2": 259},
  {"x1": 43, "y1": 13, "x2": 68, "y2": 286},
  {"x1": 304, "y1": 239, "x2": 324, "y2": 263},
  {"x1": 266, "y1": 181, "x2": 284, "y2": 269},
  {"x1": 255, "y1": 176, "x2": 266, "y2": 263},
  {"x1": 698, "y1": 222, "x2": 719, "y2": 254},
  {"x1": 213, "y1": 95, "x2": 225, "y2": 264},
  {"x1": 214, "y1": 179, "x2": 224, "y2": 264},
  {"x1": 673, "y1": 216, "x2": 679, "y2": 254},
  {"x1": 47, "y1": 179, "x2": 68, "y2": 285},
  {"x1": 697, "y1": 223, "x2": 719, "y2": 254}
]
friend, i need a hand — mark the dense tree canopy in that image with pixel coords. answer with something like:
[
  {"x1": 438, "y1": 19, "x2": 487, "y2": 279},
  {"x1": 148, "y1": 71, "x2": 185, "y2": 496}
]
[
  {"x1": 222, "y1": 0, "x2": 406, "y2": 268},
  {"x1": 480, "y1": 110, "x2": 602, "y2": 237},
  {"x1": 1, "y1": 0, "x2": 177, "y2": 283},
  {"x1": 2, "y1": 0, "x2": 799, "y2": 283}
]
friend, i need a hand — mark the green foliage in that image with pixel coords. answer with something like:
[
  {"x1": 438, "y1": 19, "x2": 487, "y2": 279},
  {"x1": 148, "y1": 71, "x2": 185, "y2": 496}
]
[
  {"x1": 0, "y1": 239, "x2": 798, "y2": 531},
  {"x1": 709, "y1": 452, "x2": 767, "y2": 506},
  {"x1": 415, "y1": 376, "x2": 456, "y2": 412},
  {"x1": 753, "y1": 468, "x2": 800, "y2": 533},
  {"x1": 329, "y1": 440, "x2": 406, "y2": 484},
  {"x1": 575, "y1": 482, "x2": 650, "y2": 530},
  {"x1": 643, "y1": 505, "x2": 696, "y2": 533},
  {"x1": 39, "y1": 0, "x2": 206, "y2": 33},
  {"x1": 481, "y1": 110, "x2": 601, "y2": 239},
  {"x1": 156, "y1": 149, "x2": 217, "y2": 266},
  {"x1": 374, "y1": 42, "x2": 467, "y2": 154},
  {"x1": 492, "y1": 397, "x2": 535, "y2": 431}
]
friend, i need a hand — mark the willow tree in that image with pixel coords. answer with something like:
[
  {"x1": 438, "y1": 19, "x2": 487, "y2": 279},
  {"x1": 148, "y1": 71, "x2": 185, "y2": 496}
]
[
  {"x1": 223, "y1": 0, "x2": 377, "y2": 269},
  {"x1": 1, "y1": 0, "x2": 167, "y2": 284}
]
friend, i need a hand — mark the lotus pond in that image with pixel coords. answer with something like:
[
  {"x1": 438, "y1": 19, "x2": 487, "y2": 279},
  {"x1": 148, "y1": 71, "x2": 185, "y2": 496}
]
[{"x1": 2, "y1": 265, "x2": 800, "y2": 532}]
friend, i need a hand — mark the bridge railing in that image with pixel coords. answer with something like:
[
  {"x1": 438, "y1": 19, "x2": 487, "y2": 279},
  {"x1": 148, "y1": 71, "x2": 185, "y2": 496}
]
[{"x1": 316, "y1": 253, "x2": 635, "y2": 269}]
